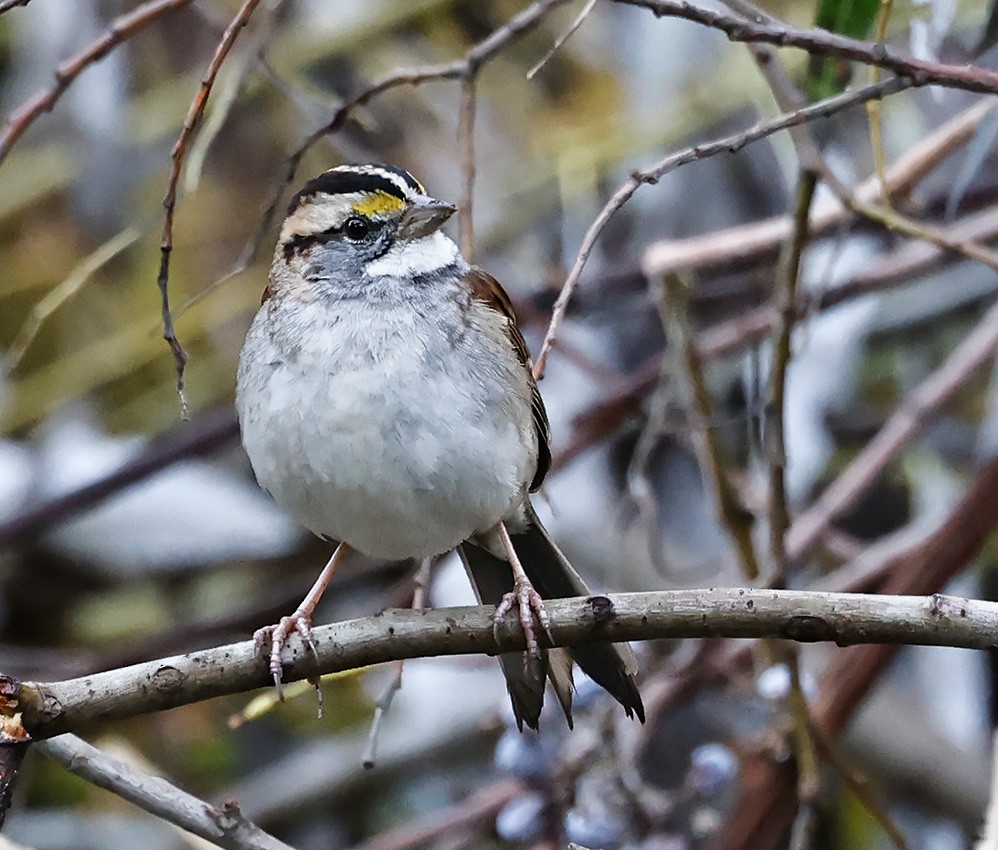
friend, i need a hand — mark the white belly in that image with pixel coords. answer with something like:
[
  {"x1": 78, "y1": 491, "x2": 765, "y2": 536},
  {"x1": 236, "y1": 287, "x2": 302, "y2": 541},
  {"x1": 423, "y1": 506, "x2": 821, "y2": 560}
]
[{"x1": 235, "y1": 297, "x2": 535, "y2": 559}]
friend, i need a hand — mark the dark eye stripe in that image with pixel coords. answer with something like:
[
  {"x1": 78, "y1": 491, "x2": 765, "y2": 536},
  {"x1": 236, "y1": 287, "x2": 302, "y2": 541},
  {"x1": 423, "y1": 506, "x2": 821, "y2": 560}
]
[{"x1": 280, "y1": 217, "x2": 382, "y2": 259}]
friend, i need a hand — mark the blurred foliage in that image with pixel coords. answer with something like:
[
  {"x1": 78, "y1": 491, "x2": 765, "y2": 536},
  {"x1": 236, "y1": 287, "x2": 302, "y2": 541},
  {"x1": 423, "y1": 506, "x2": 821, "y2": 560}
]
[{"x1": 806, "y1": 0, "x2": 881, "y2": 99}]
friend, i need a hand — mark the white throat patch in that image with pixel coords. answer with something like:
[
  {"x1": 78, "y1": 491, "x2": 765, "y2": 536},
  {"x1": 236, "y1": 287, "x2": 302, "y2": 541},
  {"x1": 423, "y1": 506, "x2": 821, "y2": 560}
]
[{"x1": 365, "y1": 230, "x2": 460, "y2": 278}]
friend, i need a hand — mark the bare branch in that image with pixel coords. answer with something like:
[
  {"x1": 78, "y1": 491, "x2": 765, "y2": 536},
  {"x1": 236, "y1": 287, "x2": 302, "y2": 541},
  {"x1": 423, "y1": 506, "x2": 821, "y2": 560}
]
[
  {"x1": 527, "y1": 0, "x2": 597, "y2": 79},
  {"x1": 0, "y1": 409, "x2": 239, "y2": 547},
  {"x1": 37, "y1": 734, "x2": 294, "y2": 850},
  {"x1": 642, "y1": 99, "x2": 994, "y2": 276},
  {"x1": 765, "y1": 172, "x2": 817, "y2": 579},
  {"x1": 533, "y1": 75, "x2": 908, "y2": 378},
  {"x1": 157, "y1": 0, "x2": 264, "y2": 417},
  {"x1": 11, "y1": 588, "x2": 998, "y2": 741},
  {"x1": 615, "y1": 0, "x2": 998, "y2": 94},
  {"x1": 0, "y1": 0, "x2": 196, "y2": 166},
  {"x1": 786, "y1": 297, "x2": 998, "y2": 562},
  {"x1": 457, "y1": 77, "x2": 477, "y2": 260}
]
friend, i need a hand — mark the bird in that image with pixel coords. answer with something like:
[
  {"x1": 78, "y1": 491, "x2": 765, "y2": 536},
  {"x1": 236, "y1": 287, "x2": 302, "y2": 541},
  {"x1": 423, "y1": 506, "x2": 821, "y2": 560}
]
[{"x1": 235, "y1": 163, "x2": 643, "y2": 729}]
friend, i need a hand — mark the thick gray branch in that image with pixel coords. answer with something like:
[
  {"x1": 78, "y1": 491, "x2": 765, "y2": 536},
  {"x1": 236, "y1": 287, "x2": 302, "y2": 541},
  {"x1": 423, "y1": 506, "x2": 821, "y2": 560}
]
[{"x1": 16, "y1": 590, "x2": 998, "y2": 740}]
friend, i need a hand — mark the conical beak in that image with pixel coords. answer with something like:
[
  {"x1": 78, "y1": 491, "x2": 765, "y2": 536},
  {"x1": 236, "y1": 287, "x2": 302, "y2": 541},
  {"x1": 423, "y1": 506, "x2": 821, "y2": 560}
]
[{"x1": 398, "y1": 195, "x2": 457, "y2": 240}]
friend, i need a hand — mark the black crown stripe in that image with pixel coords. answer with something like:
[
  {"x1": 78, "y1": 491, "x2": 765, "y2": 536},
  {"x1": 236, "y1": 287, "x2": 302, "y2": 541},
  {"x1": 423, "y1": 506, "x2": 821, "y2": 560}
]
[
  {"x1": 286, "y1": 171, "x2": 402, "y2": 216},
  {"x1": 286, "y1": 165, "x2": 423, "y2": 216}
]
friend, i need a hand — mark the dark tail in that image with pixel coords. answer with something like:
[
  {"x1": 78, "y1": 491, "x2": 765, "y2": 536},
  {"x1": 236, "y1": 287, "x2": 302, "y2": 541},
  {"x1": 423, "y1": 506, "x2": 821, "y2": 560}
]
[{"x1": 458, "y1": 502, "x2": 644, "y2": 729}]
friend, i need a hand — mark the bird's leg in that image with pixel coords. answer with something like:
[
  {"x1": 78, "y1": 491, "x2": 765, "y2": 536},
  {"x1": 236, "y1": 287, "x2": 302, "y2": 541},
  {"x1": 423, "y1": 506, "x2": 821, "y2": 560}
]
[
  {"x1": 493, "y1": 522, "x2": 552, "y2": 657},
  {"x1": 254, "y1": 541, "x2": 351, "y2": 696}
]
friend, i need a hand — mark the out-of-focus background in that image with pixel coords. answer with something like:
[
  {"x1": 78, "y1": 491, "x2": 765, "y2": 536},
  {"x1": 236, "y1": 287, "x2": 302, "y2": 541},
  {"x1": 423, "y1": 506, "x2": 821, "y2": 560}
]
[{"x1": 1, "y1": 1, "x2": 997, "y2": 848}]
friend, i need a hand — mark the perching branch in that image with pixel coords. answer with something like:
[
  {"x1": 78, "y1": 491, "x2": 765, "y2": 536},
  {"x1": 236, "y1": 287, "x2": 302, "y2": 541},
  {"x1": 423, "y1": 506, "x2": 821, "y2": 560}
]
[{"x1": 10, "y1": 589, "x2": 998, "y2": 741}]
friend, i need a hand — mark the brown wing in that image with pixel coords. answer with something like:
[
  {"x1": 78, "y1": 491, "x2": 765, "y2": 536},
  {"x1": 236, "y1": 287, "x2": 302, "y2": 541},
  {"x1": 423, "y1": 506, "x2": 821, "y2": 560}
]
[{"x1": 465, "y1": 268, "x2": 551, "y2": 491}]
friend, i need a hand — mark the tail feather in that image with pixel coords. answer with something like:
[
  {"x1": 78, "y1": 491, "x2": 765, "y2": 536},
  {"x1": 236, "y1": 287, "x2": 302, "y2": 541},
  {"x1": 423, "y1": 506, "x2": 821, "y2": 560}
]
[
  {"x1": 459, "y1": 504, "x2": 644, "y2": 727},
  {"x1": 513, "y1": 504, "x2": 645, "y2": 724},
  {"x1": 457, "y1": 543, "x2": 547, "y2": 730}
]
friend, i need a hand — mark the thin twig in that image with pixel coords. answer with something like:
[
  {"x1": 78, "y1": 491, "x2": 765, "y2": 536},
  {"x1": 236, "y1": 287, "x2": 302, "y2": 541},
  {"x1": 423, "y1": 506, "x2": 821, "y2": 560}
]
[
  {"x1": 814, "y1": 727, "x2": 913, "y2": 850},
  {"x1": 765, "y1": 172, "x2": 817, "y2": 581},
  {"x1": 786, "y1": 296, "x2": 998, "y2": 561},
  {"x1": 642, "y1": 99, "x2": 994, "y2": 276},
  {"x1": 11, "y1": 588, "x2": 998, "y2": 741},
  {"x1": 0, "y1": 0, "x2": 195, "y2": 166},
  {"x1": 458, "y1": 76, "x2": 477, "y2": 260},
  {"x1": 659, "y1": 273, "x2": 761, "y2": 580},
  {"x1": 527, "y1": 0, "x2": 597, "y2": 79},
  {"x1": 623, "y1": 352, "x2": 676, "y2": 575},
  {"x1": 183, "y1": 0, "x2": 291, "y2": 195},
  {"x1": 786, "y1": 652, "x2": 821, "y2": 847},
  {"x1": 840, "y1": 187, "x2": 998, "y2": 270},
  {"x1": 866, "y1": 0, "x2": 894, "y2": 209},
  {"x1": 0, "y1": 0, "x2": 30, "y2": 12},
  {"x1": 156, "y1": 0, "x2": 263, "y2": 418},
  {"x1": 615, "y1": 0, "x2": 998, "y2": 94},
  {"x1": 3, "y1": 227, "x2": 142, "y2": 377},
  {"x1": 533, "y1": 75, "x2": 909, "y2": 378},
  {"x1": 38, "y1": 734, "x2": 294, "y2": 850}
]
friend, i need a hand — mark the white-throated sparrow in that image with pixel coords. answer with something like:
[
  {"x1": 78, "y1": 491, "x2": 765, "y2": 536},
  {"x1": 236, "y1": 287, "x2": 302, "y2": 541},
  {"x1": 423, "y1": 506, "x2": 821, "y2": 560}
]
[{"x1": 236, "y1": 163, "x2": 643, "y2": 729}]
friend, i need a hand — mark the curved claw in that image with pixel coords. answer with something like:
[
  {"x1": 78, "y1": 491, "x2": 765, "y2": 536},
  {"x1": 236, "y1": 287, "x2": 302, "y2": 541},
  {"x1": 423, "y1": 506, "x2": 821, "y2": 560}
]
[
  {"x1": 253, "y1": 613, "x2": 316, "y2": 699},
  {"x1": 494, "y1": 594, "x2": 514, "y2": 644},
  {"x1": 495, "y1": 577, "x2": 550, "y2": 657}
]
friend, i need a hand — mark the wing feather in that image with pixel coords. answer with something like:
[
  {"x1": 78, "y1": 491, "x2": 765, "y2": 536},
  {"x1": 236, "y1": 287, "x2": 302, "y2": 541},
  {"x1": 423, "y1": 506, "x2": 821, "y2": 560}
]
[{"x1": 464, "y1": 268, "x2": 551, "y2": 491}]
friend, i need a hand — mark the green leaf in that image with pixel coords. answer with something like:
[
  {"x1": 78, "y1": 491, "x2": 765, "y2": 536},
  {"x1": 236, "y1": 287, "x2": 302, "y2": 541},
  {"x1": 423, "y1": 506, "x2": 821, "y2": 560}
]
[{"x1": 806, "y1": 0, "x2": 882, "y2": 100}]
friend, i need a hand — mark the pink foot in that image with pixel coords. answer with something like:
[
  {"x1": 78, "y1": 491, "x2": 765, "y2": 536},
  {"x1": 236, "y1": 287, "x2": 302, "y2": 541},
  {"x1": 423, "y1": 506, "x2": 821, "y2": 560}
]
[
  {"x1": 254, "y1": 613, "x2": 318, "y2": 696},
  {"x1": 494, "y1": 577, "x2": 552, "y2": 657}
]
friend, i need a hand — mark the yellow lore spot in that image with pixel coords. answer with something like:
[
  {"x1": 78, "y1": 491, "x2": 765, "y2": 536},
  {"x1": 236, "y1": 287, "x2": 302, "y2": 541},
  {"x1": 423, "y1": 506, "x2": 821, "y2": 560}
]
[{"x1": 352, "y1": 190, "x2": 406, "y2": 217}]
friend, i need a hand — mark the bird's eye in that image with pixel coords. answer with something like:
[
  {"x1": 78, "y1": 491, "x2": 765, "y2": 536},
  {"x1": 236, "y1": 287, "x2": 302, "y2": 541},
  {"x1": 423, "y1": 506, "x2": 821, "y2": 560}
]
[{"x1": 344, "y1": 217, "x2": 370, "y2": 240}]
